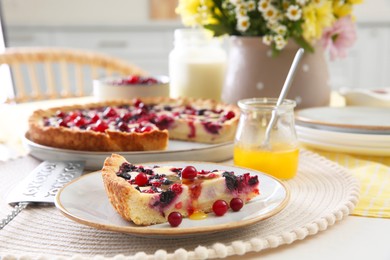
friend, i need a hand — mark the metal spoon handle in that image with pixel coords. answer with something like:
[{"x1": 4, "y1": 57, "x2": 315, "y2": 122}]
[
  {"x1": 264, "y1": 48, "x2": 305, "y2": 147},
  {"x1": 0, "y1": 202, "x2": 28, "y2": 230}
]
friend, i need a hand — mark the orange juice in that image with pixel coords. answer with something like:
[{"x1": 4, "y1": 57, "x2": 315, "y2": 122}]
[{"x1": 234, "y1": 144, "x2": 299, "y2": 179}]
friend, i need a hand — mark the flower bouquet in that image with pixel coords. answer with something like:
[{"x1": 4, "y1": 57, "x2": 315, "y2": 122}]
[{"x1": 176, "y1": 0, "x2": 362, "y2": 60}]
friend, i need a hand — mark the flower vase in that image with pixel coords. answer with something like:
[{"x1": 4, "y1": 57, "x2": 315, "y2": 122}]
[{"x1": 221, "y1": 36, "x2": 331, "y2": 109}]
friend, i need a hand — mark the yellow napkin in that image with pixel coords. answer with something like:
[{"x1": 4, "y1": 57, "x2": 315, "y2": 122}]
[{"x1": 308, "y1": 148, "x2": 390, "y2": 218}]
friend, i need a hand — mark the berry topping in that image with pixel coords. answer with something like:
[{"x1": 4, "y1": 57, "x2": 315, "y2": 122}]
[
  {"x1": 159, "y1": 190, "x2": 176, "y2": 205},
  {"x1": 230, "y1": 198, "x2": 244, "y2": 212},
  {"x1": 91, "y1": 120, "x2": 109, "y2": 132},
  {"x1": 90, "y1": 114, "x2": 100, "y2": 123},
  {"x1": 125, "y1": 75, "x2": 140, "y2": 84},
  {"x1": 133, "y1": 99, "x2": 144, "y2": 108},
  {"x1": 153, "y1": 115, "x2": 174, "y2": 130},
  {"x1": 135, "y1": 173, "x2": 148, "y2": 186},
  {"x1": 103, "y1": 107, "x2": 117, "y2": 117},
  {"x1": 212, "y1": 200, "x2": 229, "y2": 216},
  {"x1": 58, "y1": 119, "x2": 68, "y2": 127},
  {"x1": 224, "y1": 111, "x2": 236, "y2": 120},
  {"x1": 117, "y1": 121, "x2": 129, "y2": 132},
  {"x1": 202, "y1": 122, "x2": 222, "y2": 134},
  {"x1": 181, "y1": 166, "x2": 198, "y2": 179},
  {"x1": 168, "y1": 212, "x2": 182, "y2": 227},
  {"x1": 170, "y1": 183, "x2": 183, "y2": 194},
  {"x1": 73, "y1": 116, "x2": 86, "y2": 127},
  {"x1": 114, "y1": 75, "x2": 160, "y2": 85},
  {"x1": 56, "y1": 110, "x2": 65, "y2": 118}
]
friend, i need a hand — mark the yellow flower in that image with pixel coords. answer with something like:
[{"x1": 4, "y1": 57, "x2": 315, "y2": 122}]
[
  {"x1": 176, "y1": 0, "x2": 216, "y2": 27},
  {"x1": 333, "y1": 1, "x2": 353, "y2": 18},
  {"x1": 347, "y1": 0, "x2": 363, "y2": 4},
  {"x1": 302, "y1": 1, "x2": 334, "y2": 42}
]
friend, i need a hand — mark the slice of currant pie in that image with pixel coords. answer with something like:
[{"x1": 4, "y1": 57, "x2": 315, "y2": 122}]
[
  {"x1": 27, "y1": 97, "x2": 239, "y2": 151},
  {"x1": 102, "y1": 154, "x2": 260, "y2": 226}
]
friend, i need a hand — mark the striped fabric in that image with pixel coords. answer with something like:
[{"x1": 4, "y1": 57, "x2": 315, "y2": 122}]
[{"x1": 307, "y1": 148, "x2": 390, "y2": 218}]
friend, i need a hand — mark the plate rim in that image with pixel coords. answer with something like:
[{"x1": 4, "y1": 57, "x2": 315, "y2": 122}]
[
  {"x1": 23, "y1": 133, "x2": 234, "y2": 156},
  {"x1": 55, "y1": 162, "x2": 290, "y2": 236},
  {"x1": 298, "y1": 137, "x2": 390, "y2": 155},
  {"x1": 295, "y1": 107, "x2": 390, "y2": 132}
]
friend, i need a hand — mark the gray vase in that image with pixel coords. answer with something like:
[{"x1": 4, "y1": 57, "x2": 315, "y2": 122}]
[{"x1": 221, "y1": 36, "x2": 331, "y2": 109}]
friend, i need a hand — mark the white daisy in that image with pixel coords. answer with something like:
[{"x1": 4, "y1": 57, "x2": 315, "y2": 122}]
[
  {"x1": 274, "y1": 35, "x2": 287, "y2": 50},
  {"x1": 236, "y1": 16, "x2": 251, "y2": 32},
  {"x1": 246, "y1": 0, "x2": 256, "y2": 12},
  {"x1": 275, "y1": 24, "x2": 287, "y2": 35},
  {"x1": 258, "y1": 0, "x2": 270, "y2": 12},
  {"x1": 262, "y1": 35, "x2": 273, "y2": 45},
  {"x1": 235, "y1": 4, "x2": 247, "y2": 18},
  {"x1": 262, "y1": 5, "x2": 279, "y2": 23},
  {"x1": 286, "y1": 5, "x2": 302, "y2": 21}
]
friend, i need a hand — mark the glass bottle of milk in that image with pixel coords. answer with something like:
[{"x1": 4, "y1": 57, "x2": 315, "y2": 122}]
[{"x1": 169, "y1": 28, "x2": 227, "y2": 101}]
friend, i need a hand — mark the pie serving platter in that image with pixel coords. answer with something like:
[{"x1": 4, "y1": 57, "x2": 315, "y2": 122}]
[
  {"x1": 22, "y1": 134, "x2": 234, "y2": 170},
  {"x1": 55, "y1": 162, "x2": 290, "y2": 237}
]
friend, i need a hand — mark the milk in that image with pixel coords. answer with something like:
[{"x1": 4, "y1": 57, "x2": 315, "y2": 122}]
[{"x1": 169, "y1": 29, "x2": 227, "y2": 101}]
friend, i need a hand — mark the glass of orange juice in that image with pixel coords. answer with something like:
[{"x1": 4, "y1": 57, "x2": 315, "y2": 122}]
[{"x1": 234, "y1": 98, "x2": 299, "y2": 180}]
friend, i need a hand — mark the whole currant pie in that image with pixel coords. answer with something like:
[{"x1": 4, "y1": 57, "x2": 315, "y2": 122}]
[
  {"x1": 102, "y1": 154, "x2": 260, "y2": 226},
  {"x1": 27, "y1": 97, "x2": 239, "y2": 151}
]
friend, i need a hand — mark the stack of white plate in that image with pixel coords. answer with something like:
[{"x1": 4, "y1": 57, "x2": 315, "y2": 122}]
[{"x1": 295, "y1": 107, "x2": 390, "y2": 156}]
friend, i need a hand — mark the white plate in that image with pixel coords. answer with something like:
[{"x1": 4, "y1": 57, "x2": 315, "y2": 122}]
[
  {"x1": 22, "y1": 135, "x2": 234, "y2": 170},
  {"x1": 296, "y1": 125, "x2": 390, "y2": 148},
  {"x1": 298, "y1": 136, "x2": 390, "y2": 156},
  {"x1": 55, "y1": 162, "x2": 289, "y2": 237},
  {"x1": 296, "y1": 107, "x2": 390, "y2": 134}
]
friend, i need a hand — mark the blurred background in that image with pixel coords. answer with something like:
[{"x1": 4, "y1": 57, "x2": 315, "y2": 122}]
[{"x1": 0, "y1": 0, "x2": 389, "y2": 95}]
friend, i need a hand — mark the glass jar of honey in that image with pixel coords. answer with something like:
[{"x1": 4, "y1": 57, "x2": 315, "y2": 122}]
[{"x1": 234, "y1": 98, "x2": 299, "y2": 179}]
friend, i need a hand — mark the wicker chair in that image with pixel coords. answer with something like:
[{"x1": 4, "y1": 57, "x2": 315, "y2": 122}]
[{"x1": 0, "y1": 47, "x2": 147, "y2": 103}]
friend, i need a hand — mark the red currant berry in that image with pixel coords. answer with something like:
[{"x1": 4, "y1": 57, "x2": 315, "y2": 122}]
[
  {"x1": 103, "y1": 107, "x2": 117, "y2": 117},
  {"x1": 92, "y1": 120, "x2": 108, "y2": 132},
  {"x1": 133, "y1": 99, "x2": 144, "y2": 108},
  {"x1": 58, "y1": 119, "x2": 68, "y2": 127},
  {"x1": 224, "y1": 111, "x2": 236, "y2": 120},
  {"x1": 170, "y1": 183, "x2": 183, "y2": 194},
  {"x1": 212, "y1": 200, "x2": 229, "y2": 216},
  {"x1": 140, "y1": 125, "x2": 153, "y2": 132},
  {"x1": 73, "y1": 116, "x2": 86, "y2": 127},
  {"x1": 135, "y1": 173, "x2": 148, "y2": 186},
  {"x1": 168, "y1": 212, "x2": 182, "y2": 227},
  {"x1": 56, "y1": 110, "x2": 65, "y2": 118},
  {"x1": 181, "y1": 166, "x2": 198, "y2": 179},
  {"x1": 127, "y1": 75, "x2": 140, "y2": 84},
  {"x1": 117, "y1": 121, "x2": 129, "y2": 132},
  {"x1": 68, "y1": 111, "x2": 81, "y2": 120},
  {"x1": 230, "y1": 198, "x2": 244, "y2": 212},
  {"x1": 90, "y1": 113, "x2": 100, "y2": 123}
]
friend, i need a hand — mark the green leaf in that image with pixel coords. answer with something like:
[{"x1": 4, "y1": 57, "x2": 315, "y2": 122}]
[
  {"x1": 293, "y1": 36, "x2": 315, "y2": 53},
  {"x1": 204, "y1": 24, "x2": 231, "y2": 36}
]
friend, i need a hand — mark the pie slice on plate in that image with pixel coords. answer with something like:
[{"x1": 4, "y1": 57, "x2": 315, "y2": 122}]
[{"x1": 102, "y1": 154, "x2": 260, "y2": 226}]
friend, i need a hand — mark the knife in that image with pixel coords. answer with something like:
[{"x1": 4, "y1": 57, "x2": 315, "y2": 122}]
[{"x1": 1, "y1": 161, "x2": 84, "y2": 229}]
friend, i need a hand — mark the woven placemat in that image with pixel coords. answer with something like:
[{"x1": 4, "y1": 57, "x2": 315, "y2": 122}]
[{"x1": 0, "y1": 150, "x2": 359, "y2": 260}]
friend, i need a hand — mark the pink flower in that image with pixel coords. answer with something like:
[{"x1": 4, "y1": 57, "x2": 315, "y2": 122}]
[{"x1": 321, "y1": 16, "x2": 357, "y2": 61}]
